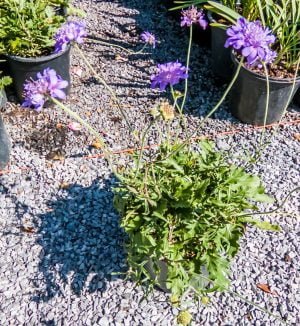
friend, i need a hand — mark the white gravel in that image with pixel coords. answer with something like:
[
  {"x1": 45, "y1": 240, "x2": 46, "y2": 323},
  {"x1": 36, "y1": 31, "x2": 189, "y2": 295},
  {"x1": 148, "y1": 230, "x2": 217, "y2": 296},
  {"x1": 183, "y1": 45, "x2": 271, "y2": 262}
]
[{"x1": 0, "y1": 0, "x2": 299, "y2": 325}]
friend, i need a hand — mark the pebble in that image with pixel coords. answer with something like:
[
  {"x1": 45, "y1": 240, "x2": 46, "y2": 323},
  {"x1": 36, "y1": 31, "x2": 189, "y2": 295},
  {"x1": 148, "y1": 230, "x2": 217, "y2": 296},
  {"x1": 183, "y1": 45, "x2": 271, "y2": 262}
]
[{"x1": 0, "y1": 0, "x2": 299, "y2": 325}]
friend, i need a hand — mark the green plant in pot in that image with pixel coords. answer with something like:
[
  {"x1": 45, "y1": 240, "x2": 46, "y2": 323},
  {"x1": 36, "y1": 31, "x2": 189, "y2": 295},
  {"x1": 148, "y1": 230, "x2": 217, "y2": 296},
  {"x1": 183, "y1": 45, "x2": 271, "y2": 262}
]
[
  {"x1": 19, "y1": 11, "x2": 284, "y2": 320},
  {"x1": 109, "y1": 44, "x2": 280, "y2": 300},
  {"x1": 0, "y1": 0, "x2": 83, "y2": 100},
  {"x1": 173, "y1": 0, "x2": 259, "y2": 80},
  {"x1": 222, "y1": 0, "x2": 300, "y2": 125},
  {"x1": 113, "y1": 136, "x2": 279, "y2": 297}
]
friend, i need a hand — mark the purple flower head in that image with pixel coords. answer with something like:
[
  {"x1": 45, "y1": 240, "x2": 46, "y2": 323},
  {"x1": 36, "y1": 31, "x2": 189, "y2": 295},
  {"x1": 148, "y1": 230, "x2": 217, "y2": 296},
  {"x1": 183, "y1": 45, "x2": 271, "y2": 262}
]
[
  {"x1": 150, "y1": 61, "x2": 188, "y2": 91},
  {"x1": 141, "y1": 31, "x2": 156, "y2": 48},
  {"x1": 181, "y1": 6, "x2": 208, "y2": 29},
  {"x1": 54, "y1": 21, "x2": 87, "y2": 53},
  {"x1": 22, "y1": 68, "x2": 68, "y2": 111},
  {"x1": 225, "y1": 17, "x2": 277, "y2": 67}
]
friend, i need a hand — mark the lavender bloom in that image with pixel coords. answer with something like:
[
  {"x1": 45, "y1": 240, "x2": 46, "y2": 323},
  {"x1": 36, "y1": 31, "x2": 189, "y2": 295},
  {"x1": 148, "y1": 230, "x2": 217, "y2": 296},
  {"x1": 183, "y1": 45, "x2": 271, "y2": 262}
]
[
  {"x1": 54, "y1": 21, "x2": 87, "y2": 53},
  {"x1": 150, "y1": 61, "x2": 188, "y2": 91},
  {"x1": 23, "y1": 68, "x2": 68, "y2": 110},
  {"x1": 224, "y1": 17, "x2": 248, "y2": 50},
  {"x1": 181, "y1": 6, "x2": 208, "y2": 29},
  {"x1": 141, "y1": 31, "x2": 156, "y2": 48},
  {"x1": 225, "y1": 18, "x2": 276, "y2": 66}
]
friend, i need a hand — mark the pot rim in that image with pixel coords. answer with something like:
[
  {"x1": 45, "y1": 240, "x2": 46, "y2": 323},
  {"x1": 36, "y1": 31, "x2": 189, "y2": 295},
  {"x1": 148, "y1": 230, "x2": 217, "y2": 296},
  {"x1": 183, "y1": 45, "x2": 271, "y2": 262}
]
[
  {"x1": 231, "y1": 51, "x2": 300, "y2": 84},
  {"x1": 4, "y1": 43, "x2": 71, "y2": 63}
]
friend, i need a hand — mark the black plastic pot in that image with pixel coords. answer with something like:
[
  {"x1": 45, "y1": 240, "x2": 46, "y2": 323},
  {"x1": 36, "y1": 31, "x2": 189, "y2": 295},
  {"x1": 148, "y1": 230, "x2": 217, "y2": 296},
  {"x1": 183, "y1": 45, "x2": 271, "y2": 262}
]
[
  {"x1": 5, "y1": 44, "x2": 71, "y2": 101},
  {"x1": 145, "y1": 259, "x2": 170, "y2": 292},
  {"x1": 163, "y1": 1, "x2": 211, "y2": 47},
  {"x1": 192, "y1": 23, "x2": 211, "y2": 48},
  {"x1": 145, "y1": 258, "x2": 209, "y2": 293},
  {"x1": 0, "y1": 55, "x2": 9, "y2": 76},
  {"x1": 208, "y1": 13, "x2": 233, "y2": 82},
  {"x1": 0, "y1": 89, "x2": 11, "y2": 170},
  {"x1": 293, "y1": 88, "x2": 300, "y2": 107},
  {"x1": 229, "y1": 54, "x2": 300, "y2": 125}
]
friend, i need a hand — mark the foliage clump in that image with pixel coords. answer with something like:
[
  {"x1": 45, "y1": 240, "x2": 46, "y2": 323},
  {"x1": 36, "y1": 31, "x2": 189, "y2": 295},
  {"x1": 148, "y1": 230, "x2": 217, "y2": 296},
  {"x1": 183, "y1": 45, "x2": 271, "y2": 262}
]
[
  {"x1": 0, "y1": 0, "x2": 66, "y2": 57},
  {"x1": 114, "y1": 141, "x2": 278, "y2": 297}
]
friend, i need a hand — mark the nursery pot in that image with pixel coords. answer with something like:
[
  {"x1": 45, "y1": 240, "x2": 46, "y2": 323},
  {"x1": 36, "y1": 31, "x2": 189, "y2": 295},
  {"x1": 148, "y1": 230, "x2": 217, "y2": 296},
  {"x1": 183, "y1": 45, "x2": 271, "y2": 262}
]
[
  {"x1": 192, "y1": 23, "x2": 211, "y2": 48},
  {"x1": 5, "y1": 45, "x2": 71, "y2": 101},
  {"x1": 208, "y1": 13, "x2": 233, "y2": 81},
  {"x1": 229, "y1": 53, "x2": 300, "y2": 125},
  {"x1": 293, "y1": 88, "x2": 300, "y2": 107},
  {"x1": 0, "y1": 89, "x2": 11, "y2": 170},
  {"x1": 145, "y1": 258, "x2": 209, "y2": 293}
]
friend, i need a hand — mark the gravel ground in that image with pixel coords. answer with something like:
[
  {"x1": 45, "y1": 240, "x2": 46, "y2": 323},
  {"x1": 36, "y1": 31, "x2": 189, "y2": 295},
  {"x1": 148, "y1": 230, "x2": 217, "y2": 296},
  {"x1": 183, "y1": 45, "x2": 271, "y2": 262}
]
[{"x1": 1, "y1": 0, "x2": 300, "y2": 325}]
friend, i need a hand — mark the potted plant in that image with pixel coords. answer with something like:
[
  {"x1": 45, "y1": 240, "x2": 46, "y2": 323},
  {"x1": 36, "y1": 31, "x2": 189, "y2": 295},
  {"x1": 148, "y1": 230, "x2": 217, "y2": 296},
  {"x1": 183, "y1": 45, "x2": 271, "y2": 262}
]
[
  {"x1": 113, "y1": 138, "x2": 279, "y2": 297},
  {"x1": 0, "y1": 0, "x2": 83, "y2": 100},
  {"x1": 19, "y1": 13, "x2": 283, "y2": 320},
  {"x1": 0, "y1": 73, "x2": 12, "y2": 170},
  {"x1": 169, "y1": 1, "x2": 212, "y2": 47},
  {"x1": 223, "y1": 0, "x2": 300, "y2": 125},
  {"x1": 174, "y1": 0, "x2": 259, "y2": 81}
]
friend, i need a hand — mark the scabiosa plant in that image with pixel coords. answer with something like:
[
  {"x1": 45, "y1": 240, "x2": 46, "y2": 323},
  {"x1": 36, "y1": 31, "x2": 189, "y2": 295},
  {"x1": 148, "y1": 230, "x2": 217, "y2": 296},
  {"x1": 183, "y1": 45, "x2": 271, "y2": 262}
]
[
  {"x1": 22, "y1": 68, "x2": 68, "y2": 110},
  {"x1": 54, "y1": 21, "x2": 87, "y2": 53},
  {"x1": 180, "y1": 6, "x2": 208, "y2": 30},
  {"x1": 225, "y1": 17, "x2": 277, "y2": 67},
  {"x1": 150, "y1": 62, "x2": 188, "y2": 91},
  {"x1": 141, "y1": 31, "x2": 156, "y2": 49}
]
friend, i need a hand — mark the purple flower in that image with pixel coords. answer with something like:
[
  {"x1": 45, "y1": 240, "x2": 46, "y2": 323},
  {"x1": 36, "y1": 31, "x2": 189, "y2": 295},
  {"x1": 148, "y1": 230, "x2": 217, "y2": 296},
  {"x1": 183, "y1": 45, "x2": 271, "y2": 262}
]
[
  {"x1": 54, "y1": 21, "x2": 87, "y2": 53},
  {"x1": 150, "y1": 61, "x2": 188, "y2": 91},
  {"x1": 181, "y1": 6, "x2": 208, "y2": 29},
  {"x1": 22, "y1": 68, "x2": 68, "y2": 110},
  {"x1": 225, "y1": 18, "x2": 276, "y2": 66},
  {"x1": 141, "y1": 31, "x2": 156, "y2": 48}
]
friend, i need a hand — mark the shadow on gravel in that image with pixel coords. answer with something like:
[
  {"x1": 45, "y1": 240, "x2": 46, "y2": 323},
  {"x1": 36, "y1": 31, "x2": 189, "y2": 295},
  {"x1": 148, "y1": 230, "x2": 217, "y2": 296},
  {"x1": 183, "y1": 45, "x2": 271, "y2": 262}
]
[{"x1": 33, "y1": 177, "x2": 127, "y2": 302}]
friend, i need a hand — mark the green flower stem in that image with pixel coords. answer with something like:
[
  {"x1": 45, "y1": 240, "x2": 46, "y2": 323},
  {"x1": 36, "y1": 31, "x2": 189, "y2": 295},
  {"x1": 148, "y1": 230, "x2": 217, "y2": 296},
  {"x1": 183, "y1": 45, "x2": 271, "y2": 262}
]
[
  {"x1": 258, "y1": 62, "x2": 270, "y2": 148},
  {"x1": 236, "y1": 186, "x2": 300, "y2": 219},
  {"x1": 74, "y1": 43, "x2": 133, "y2": 133},
  {"x1": 272, "y1": 55, "x2": 300, "y2": 134},
  {"x1": 170, "y1": 86, "x2": 187, "y2": 142},
  {"x1": 86, "y1": 37, "x2": 133, "y2": 53},
  {"x1": 245, "y1": 62, "x2": 271, "y2": 167},
  {"x1": 145, "y1": 57, "x2": 244, "y2": 167},
  {"x1": 189, "y1": 277, "x2": 288, "y2": 325},
  {"x1": 50, "y1": 97, "x2": 117, "y2": 173},
  {"x1": 180, "y1": 25, "x2": 193, "y2": 114},
  {"x1": 170, "y1": 86, "x2": 182, "y2": 113},
  {"x1": 187, "y1": 57, "x2": 243, "y2": 140},
  {"x1": 135, "y1": 117, "x2": 158, "y2": 177},
  {"x1": 168, "y1": 57, "x2": 244, "y2": 160},
  {"x1": 130, "y1": 44, "x2": 149, "y2": 55},
  {"x1": 247, "y1": 56, "x2": 300, "y2": 168}
]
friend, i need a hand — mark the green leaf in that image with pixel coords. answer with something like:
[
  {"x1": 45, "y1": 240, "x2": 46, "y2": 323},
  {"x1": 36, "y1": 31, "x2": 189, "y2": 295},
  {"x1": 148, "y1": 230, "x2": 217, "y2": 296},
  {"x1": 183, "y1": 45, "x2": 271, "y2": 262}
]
[{"x1": 241, "y1": 216, "x2": 281, "y2": 231}]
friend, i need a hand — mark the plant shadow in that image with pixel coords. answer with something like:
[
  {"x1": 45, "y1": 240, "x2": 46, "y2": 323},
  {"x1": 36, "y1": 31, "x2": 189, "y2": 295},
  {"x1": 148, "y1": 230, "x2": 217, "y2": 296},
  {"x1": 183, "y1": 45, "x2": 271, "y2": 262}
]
[{"x1": 32, "y1": 177, "x2": 127, "y2": 302}]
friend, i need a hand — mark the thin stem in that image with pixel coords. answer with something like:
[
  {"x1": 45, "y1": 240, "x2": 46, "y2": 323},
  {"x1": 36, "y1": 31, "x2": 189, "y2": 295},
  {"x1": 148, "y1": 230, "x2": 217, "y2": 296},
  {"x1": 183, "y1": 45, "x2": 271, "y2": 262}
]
[
  {"x1": 74, "y1": 43, "x2": 133, "y2": 133},
  {"x1": 50, "y1": 97, "x2": 117, "y2": 174},
  {"x1": 259, "y1": 62, "x2": 270, "y2": 148},
  {"x1": 188, "y1": 57, "x2": 243, "y2": 140},
  {"x1": 244, "y1": 62, "x2": 271, "y2": 168},
  {"x1": 86, "y1": 38, "x2": 150, "y2": 55},
  {"x1": 227, "y1": 289, "x2": 288, "y2": 325},
  {"x1": 246, "y1": 55, "x2": 300, "y2": 168},
  {"x1": 236, "y1": 187, "x2": 300, "y2": 219},
  {"x1": 170, "y1": 86, "x2": 182, "y2": 113},
  {"x1": 135, "y1": 118, "x2": 158, "y2": 177},
  {"x1": 86, "y1": 37, "x2": 133, "y2": 53},
  {"x1": 189, "y1": 277, "x2": 288, "y2": 325},
  {"x1": 271, "y1": 55, "x2": 300, "y2": 135},
  {"x1": 147, "y1": 57, "x2": 244, "y2": 166},
  {"x1": 180, "y1": 25, "x2": 193, "y2": 113}
]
